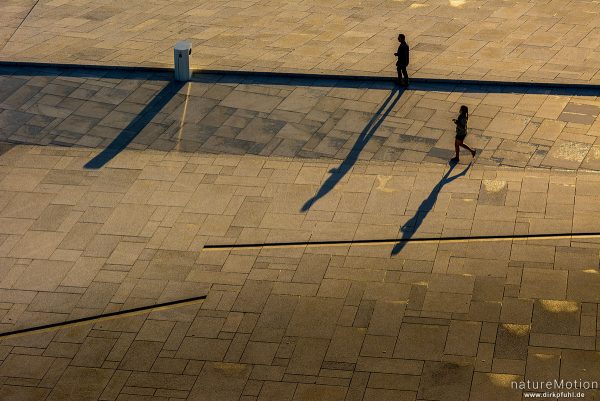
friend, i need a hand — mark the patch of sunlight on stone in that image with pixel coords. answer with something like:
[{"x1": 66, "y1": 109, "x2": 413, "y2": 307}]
[
  {"x1": 582, "y1": 269, "x2": 599, "y2": 274},
  {"x1": 482, "y1": 180, "x2": 507, "y2": 192},
  {"x1": 533, "y1": 354, "x2": 555, "y2": 360},
  {"x1": 409, "y1": 3, "x2": 428, "y2": 8},
  {"x1": 587, "y1": 147, "x2": 600, "y2": 160},
  {"x1": 502, "y1": 324, "x2": 530, "y2": 336},
  {"x1": 376, "y1": 175, "x2": 397, "y2": 193},
  {"x1": 489, "y1": 373, "x2": 521, "y2": 387},
  {"x1": 555, "y1": 142, "x2": 589, "y2": 161},
  {"x1": 449, "y1": 0, "x2": 466, "y2": 6},
  {"x1": 540, "y1": 300, "x2": 578, "y2": 313},
  {"x1": 176, "y1": 82, "x2": 192, "y2": 152}
]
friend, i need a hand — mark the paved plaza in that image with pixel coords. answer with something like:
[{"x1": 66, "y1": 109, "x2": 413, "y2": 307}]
[
  {"x1": 2, "y1": 1, "x2": 600, "y2": 400},
  {"x1": 1, "y1": 0, "x2": 600, "y2": 84},
  {"x1": 1, "y1": 67, "x2": 600, "y2": 170},
  {"x1": 0, "y1": 66, "x2": 600, "y2": 400}
]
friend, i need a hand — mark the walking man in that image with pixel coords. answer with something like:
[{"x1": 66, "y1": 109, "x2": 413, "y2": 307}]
[
  {"x1": 451, "y1": 105, "x2": 476, "y2": 163},
  {"x1": 395, "y1": 34, "x2": 409, "y2": 87}
]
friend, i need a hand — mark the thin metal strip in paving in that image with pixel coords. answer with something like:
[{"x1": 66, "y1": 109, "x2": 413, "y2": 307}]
[
  {"x1": 0, "y1": 296, "x2": 206, "y2": 340},
  {"x1": 202, "y1": 232, "x2": 600, "y2": 251},
  {"x1": 0, "y1": 0, "x2": 42, "y2": 53}
]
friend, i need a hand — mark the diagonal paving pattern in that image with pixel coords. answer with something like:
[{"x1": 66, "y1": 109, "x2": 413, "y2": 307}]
[
  {"x1": 0, "y1": 66, "x2": 600, "y2": 399},
  {"x1": 2, "y1": 0, "x2": 600, "y2": 85}
]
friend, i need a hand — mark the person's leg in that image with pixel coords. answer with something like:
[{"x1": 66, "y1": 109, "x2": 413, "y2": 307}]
[
  {"x1": 397, "y1": 68, "x2": 403, "y2": 86},
  {"x1": 460, "y1": 142, "x2": 476, "y2": 157},
  {"x1": 451, "y1": 139, "x2": 460, "y2": 161},
  {"x1": 401, "y1": 66, "x2": 409, "y2": 86}
]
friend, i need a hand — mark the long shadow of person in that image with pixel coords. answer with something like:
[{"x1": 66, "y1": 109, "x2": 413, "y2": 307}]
[
  {"x1": 391, "y1": 161, "x2": 472, "y2": 256},
  {"x1": 301, "y1": 87, "x2": 402, "y2": 212}
]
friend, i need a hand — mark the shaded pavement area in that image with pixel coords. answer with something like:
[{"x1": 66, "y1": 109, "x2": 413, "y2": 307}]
[{"x1": 1, "y1": 66, "x2": 600, "y2": 172}]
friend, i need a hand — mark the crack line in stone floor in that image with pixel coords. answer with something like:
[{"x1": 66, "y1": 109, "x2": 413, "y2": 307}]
[
  {"x1": 0, "y1": 0, "x2": 42, "y2": 53},
  {"x1": 0, "y1": 295, "x2": 207, "y2": 340},
  {"x1": 202, "y1": 232, "x2": 600, "y2": 251}
]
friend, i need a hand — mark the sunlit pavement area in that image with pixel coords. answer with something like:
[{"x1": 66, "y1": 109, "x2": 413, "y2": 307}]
[
  {"x1": 0, "y1": 66, "x2": 600, "y2": 401},
  {"x1": 2, "y1": 0, "x2": 600, "y2": 84},
  {"x1": 2, "y1": 1, "x2": 600, "y2": 401}
]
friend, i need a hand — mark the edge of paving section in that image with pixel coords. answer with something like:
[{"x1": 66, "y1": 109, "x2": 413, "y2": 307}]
[{"x1": 1, "y1": 60, "x2": 600, "y2": 90}]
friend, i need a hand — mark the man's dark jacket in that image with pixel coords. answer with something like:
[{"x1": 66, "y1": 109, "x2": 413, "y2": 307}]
[{"x1": 396, "y1": 43, "x2": 409, "y2": 67}]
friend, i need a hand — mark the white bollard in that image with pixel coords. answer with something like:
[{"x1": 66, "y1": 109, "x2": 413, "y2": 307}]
[{"x1": 174, "y1": 41, "x2": 192, "y2": 81}]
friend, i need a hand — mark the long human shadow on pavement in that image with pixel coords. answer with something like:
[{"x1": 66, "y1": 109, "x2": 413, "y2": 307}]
[
  {"x1": 391, "y1": 161, "x2": 472, "y2": 256},
  {"x1": 84, "y1": 80, "x2": 185, "y2": 169},
  {"x1": 301, "y1": 87, "x2": 402, "y2": 212}
]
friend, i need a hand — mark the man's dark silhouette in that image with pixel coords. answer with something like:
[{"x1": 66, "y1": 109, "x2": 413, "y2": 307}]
[{"x1": 395, "y1": 34, "x2": 409, "y2": 87}]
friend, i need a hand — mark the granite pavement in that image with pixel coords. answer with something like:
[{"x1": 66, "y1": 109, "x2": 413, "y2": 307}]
[
  {"x1": 0, "y1": 66, "x2": 600, "y2": 400},
  {"x1": 3, "y1": 0, "x2": 600, "y2": 85}
]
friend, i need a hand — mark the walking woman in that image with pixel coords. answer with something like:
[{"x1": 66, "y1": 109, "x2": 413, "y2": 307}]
[{"x1": 451, "y1": 105, "x2": 475, "y2": 162}]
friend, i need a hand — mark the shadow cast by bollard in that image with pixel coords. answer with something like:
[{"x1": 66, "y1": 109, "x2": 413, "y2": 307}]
[
  {"x1": 301, "y1": 87, "x2": 403, "y2": 212},
  {"x1": 391, "y1": 161, "x2": 472, "y2": 256},
  {"x1": 84, "y1": 80, "x2": 185, "y2": 169}
]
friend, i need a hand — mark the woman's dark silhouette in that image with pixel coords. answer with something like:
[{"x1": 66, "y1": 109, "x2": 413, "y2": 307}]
[{"x1": 451, "y1": 105, "x2": 475, "y2": 163}]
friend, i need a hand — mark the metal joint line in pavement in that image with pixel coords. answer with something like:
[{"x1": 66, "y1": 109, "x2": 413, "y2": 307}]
[
  {"x1": 0, "y1": 295, "x2": 207, "y2": 340},
  {"x1": 1, "y1": 1, "x2": 41, "y2": 53},
  {"x1": 202, "y1": 232, "x2": 600, "y2": 251}
]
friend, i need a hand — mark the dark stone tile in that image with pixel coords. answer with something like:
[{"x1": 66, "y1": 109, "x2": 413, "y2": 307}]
[
  {"x1": 236, "y1": 118, "x2": 286, "y2": 144},
  {"x1": 531, "y1": 300, "x2": 580, "y2": 335},
  {"x1": 74, "y1": 101, "x2": 115, "y2": 119},
  {"x1": 93, "y1": 87, "x2": 132, "y2": 105},
  {"x1": 201, "y1": 136, "x2": 255, "y2": 154},
  {"x1": 41, "y1": 83, "x2": 77, "y2": 97},
  {"x1": 56, "y1": 115, "x2": 100, "y2": 134},
  {"x1": 419, "y1": 361, "x2": 473, "y2": 401},
  {"x1": 0, "y1": 77, "x2": 27, "y2": 103},
  {"x1": 119, "y1": 341, "x2": 163, "y2": 371},
  {"x1": 47, "y1": 366, "x2": 113, "y2": 401},
  {"x1": 494, "y1": 324, "x2": 529, "y2": 360},
  {"x1": 1, "y1": 85, "x2": 38, "y2": 108},
  {"x1": 0, "y1": 110, "x2": 35, "y2": 134}
]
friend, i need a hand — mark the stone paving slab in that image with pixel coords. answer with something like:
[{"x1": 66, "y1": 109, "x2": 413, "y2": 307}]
[
  {"x1": 3, "y1": 0, "x2": 600, "y2": 85},
  {"x1": 1, "y1": 67, "x2": 600, "y2": 172}
]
